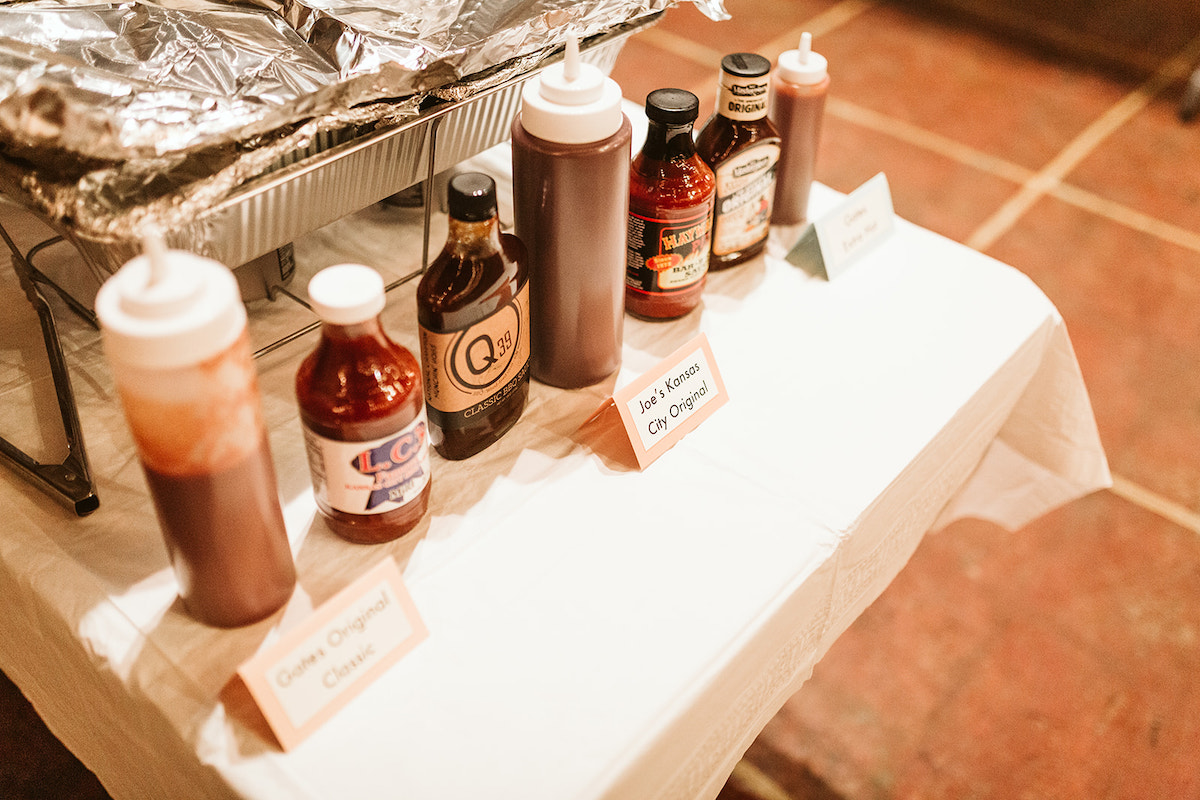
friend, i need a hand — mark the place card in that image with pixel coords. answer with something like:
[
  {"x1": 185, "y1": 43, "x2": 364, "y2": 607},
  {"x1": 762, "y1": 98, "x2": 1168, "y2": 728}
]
[
  {"x1": 787, "y1": 172, "x2": 896, "y2": 279},
  {"x1": 238, "y1": 558, "x2": 427, "y2": 751},
  {"x1": 603, "y1": 333, "x2": 729, "y2": 469}
]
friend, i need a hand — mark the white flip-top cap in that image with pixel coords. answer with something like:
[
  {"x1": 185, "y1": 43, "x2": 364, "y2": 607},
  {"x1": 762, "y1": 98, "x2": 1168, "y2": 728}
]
[
  {"x1": 95, "y1": 233, "x2": 246, "y2": 370},
  {"x1": 519, "y1": 36, "x2": 624, "y2": 144},
  {"x1": 777, "y1": 32, "x2": 828, "y2": 85},
  {"x1": 307, "y1": 263, "x2": 386, "y2": 326}
]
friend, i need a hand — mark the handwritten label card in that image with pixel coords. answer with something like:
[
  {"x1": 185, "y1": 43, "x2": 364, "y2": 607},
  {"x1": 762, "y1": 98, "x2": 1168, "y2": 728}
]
[
  {"x1": 238, "y1": 558, "x2": 427, "y2": 750},
  {"x1": 787, "y1": 172, "x2": 896, "y2": 279},
  {"x1": 610, "y1": 333, "x2": 728, "y2": 469}
]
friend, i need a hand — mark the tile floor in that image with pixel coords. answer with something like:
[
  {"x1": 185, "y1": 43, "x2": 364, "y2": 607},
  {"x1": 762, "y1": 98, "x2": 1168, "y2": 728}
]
[{"x1": 3, "y1": 0, "x2": 1200, "y2": 797}]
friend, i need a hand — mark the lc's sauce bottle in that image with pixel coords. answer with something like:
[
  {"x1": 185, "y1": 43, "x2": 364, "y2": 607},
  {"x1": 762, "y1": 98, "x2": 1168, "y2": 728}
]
[
  {"x1": 625, "y1": 88, "x2": 716, "y2": 320},
  {"x1": 296, "y1": 263, "x2": 432, "y2": 544},
  {"x1": 696, "y1": 52, "x2": 781, "y2": 269},
  {"x1": 417, "y1": 172, "x2": 531, "y2": 460}
]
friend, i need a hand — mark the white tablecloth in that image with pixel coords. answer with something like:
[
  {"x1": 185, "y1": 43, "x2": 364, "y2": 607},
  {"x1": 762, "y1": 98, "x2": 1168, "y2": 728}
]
[{"x1": 0, "y1": 139, "x2": 1109, "y2": 799}]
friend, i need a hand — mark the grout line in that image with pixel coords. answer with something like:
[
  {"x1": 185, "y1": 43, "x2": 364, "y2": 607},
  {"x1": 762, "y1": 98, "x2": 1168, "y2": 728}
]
[
  {"x1": 760, "y1": 0, "x2": 878, "y2": 58},
  {"x1": 728, "y1": 759, "x2": 799, "y2": 800},
  {"x1": 1049, "y1": 182, "x2": 1200, "y2": 255},
  {"x1": 827, "y1": 97, "x2": 1035, "y2": 184},
  {"x1": 965, "y1": 32, "x2": 1200, "y2": 252},
  {"x1": 638, "y1": 0, "x2": 877, "y2": 67},
  {"x1": 1109, "y1": 474, "x2": 1200, "y2": 535}
]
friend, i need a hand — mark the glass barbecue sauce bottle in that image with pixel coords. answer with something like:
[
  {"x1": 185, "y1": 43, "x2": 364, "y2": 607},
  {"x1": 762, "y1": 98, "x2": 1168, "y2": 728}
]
[
  {"x1": 696, "y1": 53, "x2": 781, "y2": 269},
  {"x1": 625, "y1": 88, "x2": 716, "y2": 320},
  {"x1": 417, "y1": 172, "x2": 531, "y2": 460},
  {"x1": 296, "y1": 264, "x2": 432, "y2": 544}
]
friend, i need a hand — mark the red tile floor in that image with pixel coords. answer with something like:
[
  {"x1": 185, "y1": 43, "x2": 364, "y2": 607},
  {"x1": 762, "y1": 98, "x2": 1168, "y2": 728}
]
[{"x1": 3, "y1": 0, "x2": 1200, "y2": 797}]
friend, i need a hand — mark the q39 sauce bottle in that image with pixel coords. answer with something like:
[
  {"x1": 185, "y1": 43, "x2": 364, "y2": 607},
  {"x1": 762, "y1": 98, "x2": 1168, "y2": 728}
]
[
  {"x1": 417, "y1": 172, "x2": 531, "y2": 460},
  {"x1": 625, "y1": 88, "x2": 716, "y2": 320},
  {"x1": 696, "y1": 52, "x2": 781, "y2": 269},
  {"x1": 296, "y1": 263, "x2": 432, "y2": 544},
  {"x1": 95, "y1": 235, "x2": 295, "y2": 628}
]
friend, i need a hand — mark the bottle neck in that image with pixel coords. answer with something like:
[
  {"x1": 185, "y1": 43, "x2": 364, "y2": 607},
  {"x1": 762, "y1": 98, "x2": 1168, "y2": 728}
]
[
  {"x1": 321, "y1": 316, "x2": 384, "y2": 342},
  {"x1": 642, "y1": 120, "x2": 697, "y2": 161},
  {"x1": 716, "y1": 72, "x2": 769, "y2": 122},
  {"x1": 446, "y1": 215, "x2": 503, "y2": 254}
]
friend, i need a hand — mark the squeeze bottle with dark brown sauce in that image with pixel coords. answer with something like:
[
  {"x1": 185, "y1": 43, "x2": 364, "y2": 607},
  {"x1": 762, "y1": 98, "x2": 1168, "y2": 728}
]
[
  {"x1": 696, "y1": 52, "x2": 781, "y2": 269},
  {"x1": 625, "y1": 88, "x2": 716, "y2": 320},
  {"x1": 417, "y1": 172, "x2": 531, "y2": 460},
  {"x1": 511, "y1": 36, "x2": 631, "y2": 389},
  {"x1": 95, "y1": 235, "x2": 295, "y2": 628},
  {"x1": 296, "y1": 263, "x2": 432, "y2": 544},
  {"x1": 769, "y1": 32, "x2": 829, "y2": 226}
]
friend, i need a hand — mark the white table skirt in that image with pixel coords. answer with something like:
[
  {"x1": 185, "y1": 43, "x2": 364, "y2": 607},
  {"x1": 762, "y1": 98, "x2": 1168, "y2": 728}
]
[{"x1": 0, "y1": 133, "x2": 1110, "y2": 800}]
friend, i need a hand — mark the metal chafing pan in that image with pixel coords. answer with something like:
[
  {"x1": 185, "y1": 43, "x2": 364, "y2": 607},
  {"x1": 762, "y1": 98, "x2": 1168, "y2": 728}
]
[{"x1": 0, "y1": 16, "x2": 655, "y2": 513}]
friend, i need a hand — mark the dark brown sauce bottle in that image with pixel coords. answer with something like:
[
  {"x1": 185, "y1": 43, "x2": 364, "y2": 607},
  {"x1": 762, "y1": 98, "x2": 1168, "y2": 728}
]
[
  {"x1": 297, "y1": 264, "x2": 432, "y2": 544},
  {"x1": 625, "y1": 88, "x2": 716, "y2": 320},
  {"x1": 696, "y1": 53, "x2": 781, "y2": 269},
  {"x1": 417, "y1": 172, "x2": 531, "y2": 460}
]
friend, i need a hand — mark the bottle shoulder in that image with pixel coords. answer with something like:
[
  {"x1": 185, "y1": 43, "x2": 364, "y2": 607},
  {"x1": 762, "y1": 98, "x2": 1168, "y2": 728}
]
[
  {"x1": 296, "y1": 330, "x2": 422, "y2": 432},
  {"x1": 417, "y1": 232, "x2": 527, "y2": 329},
  {"x1": 696, "y1": 115, "x2": 781, "y2": 165}
]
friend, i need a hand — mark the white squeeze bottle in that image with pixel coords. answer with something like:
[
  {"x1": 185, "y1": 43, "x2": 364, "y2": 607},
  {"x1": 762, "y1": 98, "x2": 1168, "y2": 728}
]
[
  {"x1": 511, "y1": 36, "x2": 632, "y2": 388},
  {"x1": 95, "y1": 234, "x2": 295, "y2": 627},
  {"x1": 770, "y1": 32, "x2": 830, "y2": 226}
]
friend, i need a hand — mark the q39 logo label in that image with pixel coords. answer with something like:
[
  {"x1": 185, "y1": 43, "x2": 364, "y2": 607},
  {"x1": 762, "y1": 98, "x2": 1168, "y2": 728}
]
[{"x1": 447, "y1": 303, "x2": 520, "y2": 391}]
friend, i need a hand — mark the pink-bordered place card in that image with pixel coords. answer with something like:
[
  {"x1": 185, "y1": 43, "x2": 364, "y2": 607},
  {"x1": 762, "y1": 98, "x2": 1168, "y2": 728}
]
[
  {"x1": 609, "y1": 333, "x2": 729, "y2": 469},
  {"x1": 237, "y1": 557, "x2": 427, "y2": 751}
]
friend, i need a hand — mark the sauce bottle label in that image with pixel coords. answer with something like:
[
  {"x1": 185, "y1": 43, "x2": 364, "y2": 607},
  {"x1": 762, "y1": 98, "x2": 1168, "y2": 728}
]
[
  {"x1": 304, "y1": 412, "x2": 432, "y2": 516},
  {"x1": 625, "y1": 204, "x2": 713, "y2": 295},
  {"x1": 419, "y1": 280, "x2": 531, "y2": 429},
  {"x1": 718, "y1": 74, "x2": 770, "y2": 122},
  {"x1": 712, "y1": 141, "x2": 780, "y2": 257}
]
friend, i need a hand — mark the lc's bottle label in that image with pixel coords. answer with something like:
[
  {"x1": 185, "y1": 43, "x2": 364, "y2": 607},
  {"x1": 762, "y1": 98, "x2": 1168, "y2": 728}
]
[
  {"x1": 304, "y1": 412, "x2": 432, "y2": 515},
  {"x1": 625, "y1": 205, "x2": 713, "y2": 295},
  {"x1": 419, "y1": 280, "x2": 531, "y2": 430},
  {"x1": 711, "y1": 141, "x2": 779, "y2": 257}
]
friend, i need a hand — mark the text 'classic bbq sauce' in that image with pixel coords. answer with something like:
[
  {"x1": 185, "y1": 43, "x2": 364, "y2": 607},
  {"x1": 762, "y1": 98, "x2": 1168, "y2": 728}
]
[
  {"x1": 625, "y1": 88, "x2": 716, "y2": 321},
  {"x1": 417, "y1": 172, "x2": 531, "y2": 460},
  {"x1": 696, "y1": 53, "x2": 781, "y2": 269},
  {"x1": 296, "y1": 264, "x2": 432, "y2": 544}
]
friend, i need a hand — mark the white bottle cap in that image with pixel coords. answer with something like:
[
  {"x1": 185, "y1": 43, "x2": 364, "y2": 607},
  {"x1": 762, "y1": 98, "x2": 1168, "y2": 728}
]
[
  {"x1": 519, "y1": 36, "x2": 624, "y2": 144},
  {"x1": 95, "y1": 231, "x2": 246, "y2": 370},
  {"x1": 307, "y1": 263, "x2": 386, "y2": 326},
  {"x1": 777, "y1": 32, "x2": 828, "y2": 85}
]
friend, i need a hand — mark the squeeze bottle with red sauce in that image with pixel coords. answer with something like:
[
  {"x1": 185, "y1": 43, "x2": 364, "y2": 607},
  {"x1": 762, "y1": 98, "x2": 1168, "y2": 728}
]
[
  {"x1": 625, "y1": 88, "x2": 716, "y2": 320},
  {"x1": 417, "y1": 172, "x2": 531, "y2": 460},
  {"x1": 95, "y1": 234, "x2": 295, "y2": 628},
  {"x1": 296, "y1": 264, "x2": 432, "y2": 544},
  {"x1": 511, "y1": 36, "x2": 631, "y2": 388},
  {"x1": 769, "y1": 32, "x2": 829, "y2": 226},
  {"x1": 696, "y1": 52, "x2": 781, "y2": 269}
]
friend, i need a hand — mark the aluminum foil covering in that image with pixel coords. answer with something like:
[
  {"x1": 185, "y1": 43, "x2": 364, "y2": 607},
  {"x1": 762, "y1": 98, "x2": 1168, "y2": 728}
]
[{"x1": 0, "y1": 0, "x2": 726, "y2": 241}]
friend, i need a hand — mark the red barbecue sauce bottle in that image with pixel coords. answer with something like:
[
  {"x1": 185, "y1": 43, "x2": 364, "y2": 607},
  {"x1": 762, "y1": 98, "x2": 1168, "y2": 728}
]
[
  {"x1": 296, "y1": 264, "x2": 432, "y2": 544},
  {"x1": 625, "y1": 88, "x2": 716, "y2": 320},
  {"x1": 417, "y1": 172, "x2": 531, "y2": 460}
]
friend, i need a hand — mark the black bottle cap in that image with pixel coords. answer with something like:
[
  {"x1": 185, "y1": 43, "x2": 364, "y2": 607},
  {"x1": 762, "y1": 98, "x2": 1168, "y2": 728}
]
[
  {"x1": 447, "y1": 172, "x2": 498, "y2": 222},
  {"x1": 721, "y1": 52, "x2": 771, "y2": 78},
  {"x1": 644, "y1": 88, "x2": 700, "y2": 125}
]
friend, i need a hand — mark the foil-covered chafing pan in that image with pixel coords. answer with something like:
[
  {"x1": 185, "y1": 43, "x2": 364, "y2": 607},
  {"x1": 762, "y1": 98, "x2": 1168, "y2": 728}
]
[{"x1": 1, "y1": 18, "x2": 651, "y2": 279}]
